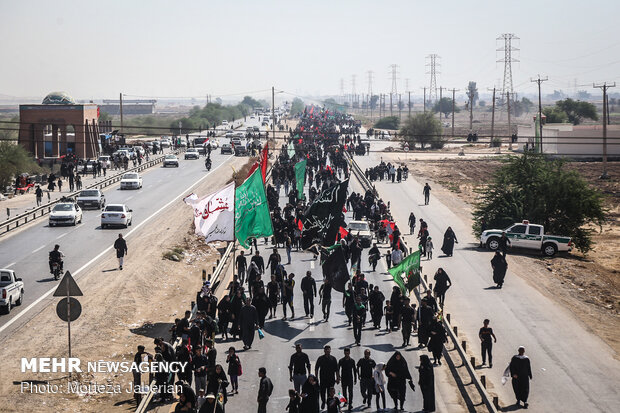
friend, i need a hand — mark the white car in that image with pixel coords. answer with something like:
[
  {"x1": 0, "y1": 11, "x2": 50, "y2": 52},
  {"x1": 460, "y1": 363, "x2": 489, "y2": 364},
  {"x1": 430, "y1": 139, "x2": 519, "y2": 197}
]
[
  {"x1": 98, "y1": 155, "x2": 111, "y2": 169},
  {"x1": 160, "y1": 139, "x2": 171, "y2": 148},
  {"x1": 184, "y1": 148, "x2": 200, "y2": 159},
  {"x1": 49, "y1": 202, "x2": 82, "y2": 227},
  {"x1": 348, "y1": 220, "x2": 373, "y2": 247},
  {"x1": 163, "y1": 154, "x2": 179, "y2": 167},
  {"x1": 222, "y1": 120, "x2": 229, "y2": 126},
  {"x1": 101, "y1": 204, "x2": 132, "y2": 228},
  {"x1": 120, "y1": 172, "x2": 142, "y2": 190}
]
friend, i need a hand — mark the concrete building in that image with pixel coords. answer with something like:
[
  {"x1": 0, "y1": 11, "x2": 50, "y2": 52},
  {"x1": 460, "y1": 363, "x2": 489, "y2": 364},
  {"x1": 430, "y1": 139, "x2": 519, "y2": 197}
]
[
  {"x1": 517, "y1": 123, "x2": 620, "y2": 158},
  {"x1": 18, "y1": 91, "x2": 101, "y2": 159}
]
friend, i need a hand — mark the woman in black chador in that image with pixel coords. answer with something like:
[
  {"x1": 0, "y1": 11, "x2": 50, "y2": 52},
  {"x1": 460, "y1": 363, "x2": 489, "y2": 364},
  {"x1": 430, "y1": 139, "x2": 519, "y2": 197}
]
[{"x1": 440, "y1": 227, "x2": 458, "y2": 256}]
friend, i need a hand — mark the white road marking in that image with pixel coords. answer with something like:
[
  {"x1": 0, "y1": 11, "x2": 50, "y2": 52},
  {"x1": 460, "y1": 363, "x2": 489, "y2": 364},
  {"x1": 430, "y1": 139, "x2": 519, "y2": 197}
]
[
  {"x1": 126, "y1": 195, "x2": 134, "y2": 201},
  {"x1": 310, "y1": 260, "x2": 315, "y2": 269},
  {"x1": 56, "y1": 232, "x2": 68, "y2": 240},
  {"x1": 5, "y1": 262, "x2": 15, "y2": 268},
  {"x1": 32, "y1": 244, "x2": 45, "y2": 253},
  {"x1": 0, "y1": 156, "x2": 233, "y2": 335}
]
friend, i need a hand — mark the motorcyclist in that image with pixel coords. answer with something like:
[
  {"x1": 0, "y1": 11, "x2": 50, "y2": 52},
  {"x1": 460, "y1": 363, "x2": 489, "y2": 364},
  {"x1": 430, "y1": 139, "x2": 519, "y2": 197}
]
[
  {"x1": 49, "y1": 244, "x2": 64, "y2": 274},
  {"x1": 205, "y1": 155, "x2": 212, "y2": 171}
]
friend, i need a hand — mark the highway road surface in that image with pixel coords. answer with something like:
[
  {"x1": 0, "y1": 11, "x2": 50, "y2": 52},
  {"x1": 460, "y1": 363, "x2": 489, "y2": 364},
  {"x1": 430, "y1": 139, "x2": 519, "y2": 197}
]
[{"x1": 353, "y1": 140, "x2": 620, "y2": 412}]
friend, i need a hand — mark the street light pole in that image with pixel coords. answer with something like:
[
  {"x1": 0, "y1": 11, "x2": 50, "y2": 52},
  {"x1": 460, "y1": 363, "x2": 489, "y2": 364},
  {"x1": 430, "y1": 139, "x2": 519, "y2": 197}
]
[{"x1": 594, "y1": 82, "x2": 616, "y2": 179}]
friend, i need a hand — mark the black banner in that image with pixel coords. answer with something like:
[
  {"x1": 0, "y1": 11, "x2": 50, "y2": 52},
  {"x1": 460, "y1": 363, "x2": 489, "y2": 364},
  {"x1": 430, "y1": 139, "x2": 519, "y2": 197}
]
[
  {"x1": 321, "y1": 245, "x2": 350, "y2": 293},
  {"x1": 301, "y1": 179, "x2": 348, "y2": 250}
]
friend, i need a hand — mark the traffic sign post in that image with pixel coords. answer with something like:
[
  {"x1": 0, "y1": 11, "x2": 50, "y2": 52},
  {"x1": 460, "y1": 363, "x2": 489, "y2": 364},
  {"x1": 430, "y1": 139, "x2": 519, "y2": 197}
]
[{"x1": 54, "y1": 271, "x2": 83, "y2": 377}]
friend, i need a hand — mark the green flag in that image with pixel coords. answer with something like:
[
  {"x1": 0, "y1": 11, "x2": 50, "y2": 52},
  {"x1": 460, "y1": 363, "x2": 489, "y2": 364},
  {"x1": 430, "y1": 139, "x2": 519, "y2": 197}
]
[
  {"x1": 235, "y1": 168, "x2": 274, "y2": 248},
  {"x1": 388, "y1": 250, "x2": 421, "y2": 293},
  {"x1": 294, "y1": 159, "x2": 307, "y2": 200},
  {"x1": 288, "y1": 142, "x2": 296, "y2": 159}
]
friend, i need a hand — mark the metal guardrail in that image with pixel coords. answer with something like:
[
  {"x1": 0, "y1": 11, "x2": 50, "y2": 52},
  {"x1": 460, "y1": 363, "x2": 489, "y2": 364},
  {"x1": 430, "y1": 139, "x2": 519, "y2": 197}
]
[
  {"x1": 0, "y1": 149, "x2": 186, "y2": 236},
  {"x1": 135, "y1": 162, "x2": 273, "y2": 413},
  {"x1": 347, "y1": 155, "x2": 499, "y2": 413}
]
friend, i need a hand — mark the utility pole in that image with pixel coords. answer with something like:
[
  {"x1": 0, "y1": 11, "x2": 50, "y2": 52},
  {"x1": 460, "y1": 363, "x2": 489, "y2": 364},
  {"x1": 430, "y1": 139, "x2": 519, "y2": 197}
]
[
  {"x1": 408, "y1": 91, "x2": 411, "y2": 118},
  {"x1": 467, "y1": 87, "x2": 474, "y2": 131},
  {"x1": 593, "y1": 82, "x2": 616, "y2": 179},
  {"x1": 421, "y1": 87, "x2": 427, "y2": 113},
  {"x1": 398, "y1": 94, "x2": 402, "y2": 119},
  {"x1": 449, "y1": 88, "x2": 459, "y2": 137},
  {"x1": 507, "y1": 91, "x2": 512, "y2": 150},
  {"x1": 531, "y1": 75, "x2": 548, "y2": 153},
  {"x1": 119, "y1": 93, "x2": 123, "y2": 135},
  {"x1": 488, "y1": 87, "x2": 496, "y2": 142},
  {"x1": 390, "y1": 93, "x2": 393, "y2": 117},
  {"x1": 272, "y1": 86, "x2": 276, "y2": 142}
]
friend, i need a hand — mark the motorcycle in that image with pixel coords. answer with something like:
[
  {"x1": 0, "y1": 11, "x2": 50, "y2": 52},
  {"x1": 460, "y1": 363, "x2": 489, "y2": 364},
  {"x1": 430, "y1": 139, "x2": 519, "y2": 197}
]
[
  {"x1": 205, "y1": 158, "x2": 212, "y2": 171},
  {"x1": 51, "y1": 261, "x2": 62, "y2": 280}
]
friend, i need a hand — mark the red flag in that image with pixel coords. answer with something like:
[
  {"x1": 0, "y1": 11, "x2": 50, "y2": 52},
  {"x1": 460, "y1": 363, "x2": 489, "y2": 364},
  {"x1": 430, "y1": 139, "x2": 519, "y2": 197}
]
[
  {"x1": 260, "y1": 142, "x2": 269, "y2": 183},
  {"x1": 246, "y1": 161, "x2": 259, "y2": 179},
  {"x1": 297, "y1": 218, "x2": 303, "y2": 231},
  {"x1": 339, "y1": 226, "x2": 348, "y2": 239},
  {"x1": 342, "y1": 206, "x2": 347, "y2": 213}
]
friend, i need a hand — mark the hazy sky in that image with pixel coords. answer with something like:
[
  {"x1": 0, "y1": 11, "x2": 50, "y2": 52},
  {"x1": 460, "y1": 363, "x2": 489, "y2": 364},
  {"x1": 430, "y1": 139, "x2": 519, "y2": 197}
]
[{"x1": 1, "y1": 0, "x2": 619, "y2": 101}]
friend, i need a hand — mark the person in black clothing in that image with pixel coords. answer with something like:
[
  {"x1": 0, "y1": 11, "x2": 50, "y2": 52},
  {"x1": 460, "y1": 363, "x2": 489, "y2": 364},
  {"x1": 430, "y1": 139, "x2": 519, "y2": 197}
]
[
  {"x1": 217, "y1": 295, "x2": 232, "y2": 340},
  {"x1": 338, "y1": 348, "x2": 357, "y2": 410},
  {"x1": 368, "y1": 286, "x2": 385, "y2": 329},
  {"x1": 400, "y1": 297, "x2": 416, "y2": 347},
  {"x1": 357, "y1": 349, "x2": 376, "y2": 408},
  {"x1": 509, "y1": 347, "x2": 533, "y2": 409},
  {"x1": 252, "y1": 250, "x2": 265, "y2": 275},
  {"x1": 491, "y1": 251, "x2": 508, "y2": 288},
  {"x1": 428, "y1": 318, "x2": 447, "y2": 365},
  {"x1": 343, "y1": 284, "x2": 355, "y2": 325},
  {"x1": 385, "y1": 351, "x2": 414, "y2": 411},
  {"x1": 390, "y1": 286, "x2": 402, "y2": 331},
  {"x1": 236, "y1": 251, "x2": 247, "y2": 284},
  {"x1": 226, "y1": 347, "x2": 241, "y2": 394},
  {"x1": 440, "y1": 226, "x2": 458, "y2": 256},
  {"x1": 206, "y1": 364, "x2": 229, "y2": 405},
  {"x1": 422, "y1": 289, "x2": 439, "y2": 313},
  {"x1": 175, "y1": 380, "x2": 197, "y2": 412},
  {"x1": 178, "y1": 310, "x2": 192, "y2": 341},
  {"x1": 132, "y1": 345, "x2": 152, "y2": 404},
  {"x1": 282, "y1": 273, "x2": 296, "y2": 320},
  {"x1": 113, "y1": 233, "x2": 127, "y2": 270},
  {"x1": 417, "y1": 300, "x2": 435, "y2": 348},
  {"x1": 267, "y1": 275, "x2": 280, "y2": 319},
  {"x1": 252, "y1": 287, "x2": 270, "y2": 328},
  {"x1": 267, "y1": 248, "x2": 281, "y2": 276},
  {"x1": 479, "y1": 319, "x2": 497, "y2": 367},
  {"x1": 326, "y1": 387, "x2": 341, "y2": 413},
  {"x1": 257, "y1": 367, "x2": 274, "y2": 413},
  {"x1": 418, "y1": 354, "x2": 435, "y2": 412},
  {"x1": 499, "y1": 232, "x2": 511, "y2": 257},
  {"x1": 300, "y1": 375, "x2": 320, "y2": 413},
  {"x1": 301, "y1": 271, "x2": 317, "y2": 317},
  {"x1": 192, "y1": 346, "x2": 209, "y2": 396},
  {"x1": 287, "y1": 389, "x2": 301, "y2": 413},
  {"x1": 176, "y1": 340, "x2": 192, "y2": 386},
  {"x1": 423, "y1": 183, "x2": 431, "y2": 205},
  {"x1": 315, "y1": 345, "x2": 340, "y2": 410},
  {"x1": 433, "y1": 268, "x2": 452, "y2": 307},
  {"x1": 318, "y1": 278, "x2": 332, "y2": 321},
  {"x1": 289, "y1": 343, "x2": 312, "y2": 393},
  {"x1": 419, "y1": 226, "x2": 429, "y2": 257},
  {"x1": 368, "y1": 243, "x2": 381, "y2": 271},
  {"x1": 48, "y1": 244, "x2": 64, "y2": 274},
  {"x1": 352, "y1": 296, "x2": 366, "y2": 345}
]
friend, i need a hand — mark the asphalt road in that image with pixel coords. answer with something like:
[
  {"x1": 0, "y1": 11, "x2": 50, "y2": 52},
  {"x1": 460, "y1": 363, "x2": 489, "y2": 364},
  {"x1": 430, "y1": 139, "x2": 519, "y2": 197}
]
[
  {"x1": 0, "y1": 122, "x2": 248, "y2": 336},
  {"x1": 162, "y1": 170, "x2": 465, "y2": 413},
  {"x1": 353, "y1": 140, "x2": 620, "y2": 412}
]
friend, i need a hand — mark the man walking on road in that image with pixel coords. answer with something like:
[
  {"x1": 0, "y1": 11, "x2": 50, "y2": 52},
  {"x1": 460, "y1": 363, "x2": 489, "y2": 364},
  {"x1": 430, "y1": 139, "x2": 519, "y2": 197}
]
[
  {"x1": 315, "y1": 345, "x2": 340, "y2": 410},
  {"x1": 301, "y1": 271, "x2": 317, "y2": 317},
  {"x1": 357, "y1": 349, "x2": 376, "y2": 408},
  {"x1": 236, "y1": 251, "x2": 247, "y2": 284},
  {"x1": 423, "y1": 183, "x2": 431, "y2": 205},
  {"x1": 319, "y1": 278, "x2": 332, "y2": 321},
  {"x1": 257, "y1": 367, "x2": 273, "y2": 413},
  {"x1": 338, "y1": 348, "x2": 357, "y2": 410},
  {"x1": 289, "y1": 343, "x2": 311, "y2": 393},
  {"x1": 479, "y1": 319, "x2": 497, "y2": 367},
  {"x1": 251, "y1": 250, "x2": 265, "y2": 275},
  {"x1": 509, "y1": 346, "x2": 532, "y2": 409},
  {"x1": 35, "y1": 185, "x2": 43, "y2": 206},
  {"x1": 400, "y1": 297, "x2": 416, "y2": 347},
  {"x1": 114, "y1": 234, "x2": 127, "y2": 270}
]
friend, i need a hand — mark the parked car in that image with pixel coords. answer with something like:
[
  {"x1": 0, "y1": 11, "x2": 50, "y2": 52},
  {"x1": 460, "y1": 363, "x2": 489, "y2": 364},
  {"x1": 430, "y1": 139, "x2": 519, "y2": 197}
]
[
  {"x1": 0, "y1": 269, "x2": 24, "y2": 314},
  {"x1": 76, "y1": 160, "x2": 96, "y2": 174},
  {"x1": 480, "y1": 220, "x2": 573, "y2": 257},
  {"x1": 163, "y1": 154, "x2": 179, "y2": 167},
  {"x1": 49, "y1": 202, "x2": 82, "y2": 226},
  {"x1": 184, "y1": 148, "x2": 200, "y2": 160},
  {"x1": 120, "y1": 172, "x2": 143, "y2": 190},
  {"x1": 76, "y1": 189, "x2": 106, "y2": 209},
  {"x1": 101, "y1": 204, "x2": 132, "y2": 228},
  {"x1": 221, "y1": 143, "x2": 233, "y2": 154}
]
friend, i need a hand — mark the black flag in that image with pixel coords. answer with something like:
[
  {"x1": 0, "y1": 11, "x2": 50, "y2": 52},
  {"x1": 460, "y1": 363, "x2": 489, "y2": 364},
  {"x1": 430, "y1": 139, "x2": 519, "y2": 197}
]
[
  {"x1": 301, "y1": 179, "x2": 348, "y2": 250},
  {"x1": 321, "y1": 244, "x2": 350, "y2": 293}
]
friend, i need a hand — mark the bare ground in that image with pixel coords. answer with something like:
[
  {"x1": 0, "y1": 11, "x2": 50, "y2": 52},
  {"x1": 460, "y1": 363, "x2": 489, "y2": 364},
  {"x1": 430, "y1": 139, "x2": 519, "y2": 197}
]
[
  {"x1": 0, "y1": 158, "x2": 248, "y2": 412},
  {"x1": 392, "y1": 155, "x2": 620, "y2": 356}
]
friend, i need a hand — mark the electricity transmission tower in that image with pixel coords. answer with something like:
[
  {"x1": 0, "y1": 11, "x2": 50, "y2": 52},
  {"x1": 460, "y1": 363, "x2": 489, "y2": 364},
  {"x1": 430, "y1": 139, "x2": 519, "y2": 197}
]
[
  {"x1": 497, "y1": 33, "x2": 519, "y2": 97},
  {"x1": 340, "y1": 78, "x2": 345, "y2": 104},
  {"x1": 367, "y1": 70, "x2": 374, "y2": 96},
  {"x1": 426, "y1": 54, "x2": 440, "y2": 105},
  {"x1": 351, "y1": 74, "x2": 357, "y2": 107},
  {"x1": 390, "y1": 64, "x2": 399, "y2": 95}
]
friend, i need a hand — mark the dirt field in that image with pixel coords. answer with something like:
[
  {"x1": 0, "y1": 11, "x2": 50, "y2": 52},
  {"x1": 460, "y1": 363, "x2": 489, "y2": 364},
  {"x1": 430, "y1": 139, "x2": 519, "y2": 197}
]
[
  {"x1": 0, "y1": 158, "x2": 249, "y2": 412},
  {"x1": 387, "y1": 153, "x2": 620, "y2": 356}
]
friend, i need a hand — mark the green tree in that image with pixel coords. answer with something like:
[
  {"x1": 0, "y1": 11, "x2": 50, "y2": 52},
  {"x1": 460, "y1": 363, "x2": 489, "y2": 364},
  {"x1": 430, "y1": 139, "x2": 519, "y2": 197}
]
[
  {"x1": 467, "y1": 81, "x2": 479, "y2": 106},
  {"x1": 241, "y1": 96, "x2": 261, "y2": 108},
  {"x1": 290, "y1": 98, "x2": 305, "y2": 116},
  {"x1": 370, "y1": 95, "x2": 379, "y2": 110},
  {"x1": 472, "y1": 153, "x2": 605, "y2": 252},
  {"x1": 543, "y1": 107, "x2": 568, "y2": 123},
  {"x1": 400, "y1": 112, "x2": 444, "y2": 149},
  {"x1": 0, "y1": 142, "x2": 41, "y2": 190},
  {"x1": 575, "y1": 90, "x2": 592, "y2": 100},
  {"x1": 323, "y1": 98, "x2": 345, "y2": 112},
  {"x1": 0, "y1": 115, "x2": 19, "y2": 142},
  {"x1": 555, "y1": 98, "x2": 598, "y2": 125},
  {"x1": 98, "y1": 111, "x2": 112, "y2": 122},
  {"x1": 432, "y1": 97, "x2": 459, "y2": 118},
  {"x1": 374, "y1": 116, "x2": 400, "y2": 130}
]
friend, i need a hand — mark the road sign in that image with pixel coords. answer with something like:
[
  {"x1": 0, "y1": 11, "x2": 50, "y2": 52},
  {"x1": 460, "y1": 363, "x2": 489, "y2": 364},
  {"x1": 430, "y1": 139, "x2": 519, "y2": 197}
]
[
  {"x1": 403, "y1": 143, "x2": 409, "y2": 152},
  {"x1": 56, "y1": 297, "x2": 81, "y2": 322},
  {"x1": 53, "y1": 271, "x2": 83, "y2": 297}
]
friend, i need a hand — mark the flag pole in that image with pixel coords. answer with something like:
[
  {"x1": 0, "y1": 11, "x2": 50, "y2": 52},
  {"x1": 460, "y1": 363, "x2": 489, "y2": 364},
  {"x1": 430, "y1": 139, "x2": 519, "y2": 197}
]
[{"x1": 232, "y1": 172, "x2": 237, "y2": 286}]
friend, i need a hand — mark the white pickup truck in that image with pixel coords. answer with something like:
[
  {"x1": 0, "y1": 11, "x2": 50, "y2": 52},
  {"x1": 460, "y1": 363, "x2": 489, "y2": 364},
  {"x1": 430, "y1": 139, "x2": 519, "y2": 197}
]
[
  {"x1": 480, "y1": 220, "x2": 573, "y2": 257},
  {"x1": 0, "y1": 269, "x2": 24, "y2": 314}
]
